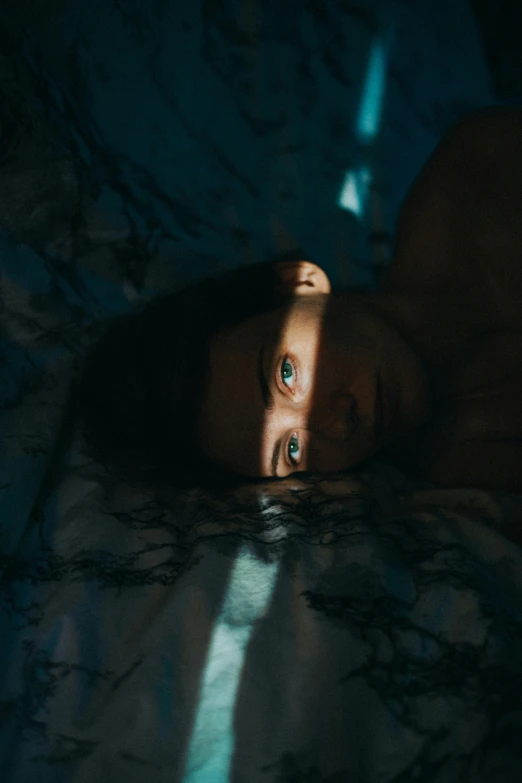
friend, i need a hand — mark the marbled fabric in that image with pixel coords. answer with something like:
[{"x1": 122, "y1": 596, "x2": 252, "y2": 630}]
[{"x1": 2, "y1": 1, "x2": 522, "y2": 782}]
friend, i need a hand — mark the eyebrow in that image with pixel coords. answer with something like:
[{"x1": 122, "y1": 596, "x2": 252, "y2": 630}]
[
  {"x1": 257, "y1": 347, "x2": 282, "y2": 477},
  {"x1": 258, "y1": 346, "x2": 274, "y2": 411},
  {"x1": 271, "y1": 438, "x2": 282, "y2": 478}
]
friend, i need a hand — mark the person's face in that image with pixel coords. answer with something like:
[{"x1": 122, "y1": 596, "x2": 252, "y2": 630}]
[{"x1": 197, "y1": 272, "x2": 432, "y2": 479}]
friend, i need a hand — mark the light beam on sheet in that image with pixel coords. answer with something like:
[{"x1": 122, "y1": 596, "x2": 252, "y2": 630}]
[
  {"x1": 338, "y1": 166, "x2": 371, "y2": 217},
  {"x1": 183, "y1": 543, "x2": 280, "y2": 783},
  {"x1": 356, "y1": 38, "x2": 386, "y2": 144},
  {"x1": 338, "y1": 38, "x2": 387, "y2": 217}
]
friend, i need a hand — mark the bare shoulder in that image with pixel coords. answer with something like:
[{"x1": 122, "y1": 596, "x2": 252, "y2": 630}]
[
  {"x1": 405, "y1": 106, "x2": 522, "y2": 188},
  {"x1": 447, "y1": 105, "x2": 522, "y2": 155},
  {"x1": 389, "y1": 106, "x2": 522, "y2": 330},
  {"x1": 393, "y1": 106, "x2": 522, "y2": 254}
]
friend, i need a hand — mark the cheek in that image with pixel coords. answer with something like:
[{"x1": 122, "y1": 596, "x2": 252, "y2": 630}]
[
  {"x1": 382, "y1": 344, "x2": 431, "y2": 422},
  {"x1": 309, "y1": 438, "x2": 372, "y2": 473}
]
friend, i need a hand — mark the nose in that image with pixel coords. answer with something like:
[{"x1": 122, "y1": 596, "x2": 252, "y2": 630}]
[{"x1": 310, "y1": 393, "x2": 356, "y2": 441}]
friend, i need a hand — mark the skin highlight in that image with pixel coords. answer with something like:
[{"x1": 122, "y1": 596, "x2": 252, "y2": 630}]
[{"x1": 197, "y1": 264, "x2": 434, "y2": 479}]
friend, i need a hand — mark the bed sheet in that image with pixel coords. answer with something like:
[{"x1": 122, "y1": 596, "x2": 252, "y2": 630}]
[{"x1": 3, "y1": 455, "x2": 522, "y2": 782}]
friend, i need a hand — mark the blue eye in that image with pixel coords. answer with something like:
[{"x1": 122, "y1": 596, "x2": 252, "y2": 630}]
[
  {"x1": 287, "y1": 433, "x2": 300, "y2": 466},
  {"x1": 281, "y1": 358, "x2": 294, "y2": 388}
]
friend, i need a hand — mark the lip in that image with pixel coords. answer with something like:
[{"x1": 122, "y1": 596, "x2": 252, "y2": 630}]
[
  {"x1": 374, "y1": 373, "x2": 384, "y2": 441},
  {"x1": 375, "y1": 373, "x2": 393, "y2": 442}
]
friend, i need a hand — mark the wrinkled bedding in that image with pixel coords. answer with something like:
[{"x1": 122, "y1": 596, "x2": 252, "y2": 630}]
[{"x1": 2, "y1": 2, "x2": 522, "y2": 781}]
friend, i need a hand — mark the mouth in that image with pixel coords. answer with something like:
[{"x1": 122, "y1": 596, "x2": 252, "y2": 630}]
[
  {"x1": 347, "y1": 394, "x2": 359, "y2": 436},
  {"x1": 374, "y1": 373, "x2": 384, "y2": 442},
  {"x1": 375, "y1": 372, "x2": 398, "y2": 445}
]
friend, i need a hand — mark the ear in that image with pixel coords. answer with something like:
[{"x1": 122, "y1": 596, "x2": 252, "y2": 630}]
[{"x1": 273, "y1": 260, "x2": 331, "y2": 296}]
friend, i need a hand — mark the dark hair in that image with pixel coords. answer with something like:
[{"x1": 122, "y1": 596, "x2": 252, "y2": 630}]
[{"x1": 77, "y1": 261, "x2": 288, "y2": 490}]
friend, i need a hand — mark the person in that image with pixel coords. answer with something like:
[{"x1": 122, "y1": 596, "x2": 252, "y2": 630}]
[{"x1": 78, "y1": 106, "x2": 522, "y2": 493}]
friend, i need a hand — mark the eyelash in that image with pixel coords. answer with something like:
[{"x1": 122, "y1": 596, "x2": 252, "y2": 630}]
[
  {"x1": 279, "y1": 356, "x2": 301, "y2": 467},
  {"x1": 280, "y1": 354, "x2": 298, "y2": 393},
  {"x1": 287, "y1": 432, "x2": 301, "y2": 467}
]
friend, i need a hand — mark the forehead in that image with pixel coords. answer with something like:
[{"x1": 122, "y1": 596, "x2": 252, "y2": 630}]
[{"x1": 197, "y1": 314, "x2": 271, "y2": 477}]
